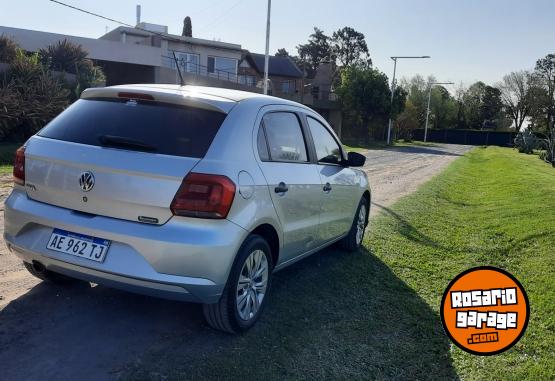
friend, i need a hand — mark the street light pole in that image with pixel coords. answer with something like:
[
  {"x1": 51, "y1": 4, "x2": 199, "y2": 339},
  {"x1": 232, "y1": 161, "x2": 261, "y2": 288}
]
[
  {"x1": 263, "y1": 0, "x2": 271, "y2": 95},
  {"x1": 386, "y1": 58, "x2": 398, "y2": 145},
  {"x1": 424, "y1": 81, "x2": 454, "y2": 142},
  {"x1": 386, "y1": 55, "x2": 431, "y2": 145}
]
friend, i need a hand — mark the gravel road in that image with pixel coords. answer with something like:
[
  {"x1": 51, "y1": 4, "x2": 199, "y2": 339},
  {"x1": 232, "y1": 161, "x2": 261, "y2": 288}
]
[{"x1": 0, "y1": 143, "x2": 472, "y2": 380}]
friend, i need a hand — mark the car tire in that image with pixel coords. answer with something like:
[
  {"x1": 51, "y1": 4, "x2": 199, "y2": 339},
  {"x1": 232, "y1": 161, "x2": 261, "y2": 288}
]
[
  {"x1": 203, "y1": 234, "x2": 273, "y2": 334},
  {"x1": 339, "y1": 197, "x2": 369, "y2": 252},
  {"x1": 23, "y1": 261, "x2": 81, "y2": 284}
]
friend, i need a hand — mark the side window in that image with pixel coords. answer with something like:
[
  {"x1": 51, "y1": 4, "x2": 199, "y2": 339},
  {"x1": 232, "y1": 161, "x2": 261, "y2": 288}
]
[
  {"x1": 257, "y1": 126, "x2": 270, "y2": 161},
  {"x1": 262, "y1": 112, "x2": 308, "y2": 162},
  {"x1": 307, "y1": 117, "x2": 343, "y2": 165}
]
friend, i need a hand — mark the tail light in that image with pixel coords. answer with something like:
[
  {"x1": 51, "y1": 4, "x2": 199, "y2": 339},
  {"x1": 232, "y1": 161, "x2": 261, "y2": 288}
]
[
  {"x1": 13, "y1": 146, "x2": 25, "y2": 185},
  {"x1": 170, "y1": 173, "x2": 236, "y2": 219}
]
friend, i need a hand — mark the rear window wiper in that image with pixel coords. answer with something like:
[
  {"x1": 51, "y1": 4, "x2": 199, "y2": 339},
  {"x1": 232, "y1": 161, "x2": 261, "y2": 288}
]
[{"x1": 98, "y1": 135, "x2": 158, "y2": 153}]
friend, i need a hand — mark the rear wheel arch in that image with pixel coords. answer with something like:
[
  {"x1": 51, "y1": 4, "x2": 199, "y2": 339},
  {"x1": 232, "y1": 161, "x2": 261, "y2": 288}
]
[
  {"x1": 250, "y1": 223, "x2": 280, "y2": 268},
  {"x1": 362, "y1": 190, "x2": 370, "y2": 224}
]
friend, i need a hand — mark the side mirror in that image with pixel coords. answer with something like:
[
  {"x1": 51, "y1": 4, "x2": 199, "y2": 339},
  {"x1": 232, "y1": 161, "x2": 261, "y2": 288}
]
[{"x1": 346, "y1": 151, "x2": 366, "y2": 167}]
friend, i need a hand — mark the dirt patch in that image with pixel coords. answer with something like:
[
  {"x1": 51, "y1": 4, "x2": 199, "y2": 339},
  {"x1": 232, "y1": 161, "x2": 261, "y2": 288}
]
[
  {"x1": 0, "y1": 174, "x2": 40, "y2": 309},
  {"x1": 362, "y1": 144, "x2": 473, "y2": 216}
]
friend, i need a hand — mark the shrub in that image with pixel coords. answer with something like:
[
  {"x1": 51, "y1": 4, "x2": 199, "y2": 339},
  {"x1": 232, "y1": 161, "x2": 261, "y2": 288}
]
[
  {"x1": 39, "y1": 39, "x2": 87, "y2": 74},
  {"x1": 0, "y1": 49, "x2": 69, "y2": 140},
  {"x1": 0, "y1": 35, "x2": 18, "y2": 63},
  {"x1": 513, "y1": 129, "x2": 542, "y2": 154},
  {"x1": 40, "y1": 39, "x2": 105, "y2": 99}
]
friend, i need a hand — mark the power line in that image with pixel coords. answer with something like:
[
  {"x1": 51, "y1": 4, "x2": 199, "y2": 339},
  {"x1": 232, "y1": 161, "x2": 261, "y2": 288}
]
[
  {"x1": 48, "y1": 0, "x2": 185, "y2": 44},
  {"x1": 197, "y1": 0, "x2": 245, "y2": 34},
  {"x1": 49, "y1": 0, "x2": 135, "y2": 29}
]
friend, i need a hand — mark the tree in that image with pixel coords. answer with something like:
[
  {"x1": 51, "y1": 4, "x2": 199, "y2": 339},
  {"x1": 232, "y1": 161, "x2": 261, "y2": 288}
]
[
  {"x1": 395, "y1": 100, "x2": 419, "y2": 140},
  {"x1": 430, "y1": 85, "x2": 457, "y2": 129},
  {"x1": 296, "y1": 27, "x2": 331, "y2": 78},
  {"x1": 275, "y1": 48, "x2": 289, "y2": 57},
  {"x1": 331, "y1": 27, "x2": 371, "y2": 67},
  {"x1": 534, "y1": 54, "x2": 555, "y2": 165},
  {"x1": 400, "y1": 74, "x2": 435, "y2": 128},
  {"x1": 337, "y1": 66, "x2": 400, "y2": 140},
  {"x1": 480, "y1": 85, "x2": 503, "y2": 128},
  {"x1": 498, "y1": 71, "x2": 536, "y2": 131},
  {"x1": 182, "y1": 16, "x2": 192, "y2": 37},
  {"x1": 463, "y1": 81, "x2": 486, "y2": 129},
  {"x1": 454, "y1": 83, "x2": 468, "y2": 129}
]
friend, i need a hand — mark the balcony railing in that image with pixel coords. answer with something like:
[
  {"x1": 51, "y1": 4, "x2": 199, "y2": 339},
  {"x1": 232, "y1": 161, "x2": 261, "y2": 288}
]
[
  {"x1": 162, "y1": 55, "x2": 246, "y2": 85},
  {"x1": 161, "y1": 55, "x2": 338, "y2": 104}
]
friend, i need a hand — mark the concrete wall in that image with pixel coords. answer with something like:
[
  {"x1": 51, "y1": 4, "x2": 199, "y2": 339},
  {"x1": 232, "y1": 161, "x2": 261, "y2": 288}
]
[{"x1": 0, "y1": 26, "x2": 162, "y2": 67}]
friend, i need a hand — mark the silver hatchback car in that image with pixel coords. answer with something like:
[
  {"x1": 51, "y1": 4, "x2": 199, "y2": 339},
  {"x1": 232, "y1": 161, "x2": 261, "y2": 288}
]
[{"x1": 4, "y1": 84, "x2": 370, "y2": 333}]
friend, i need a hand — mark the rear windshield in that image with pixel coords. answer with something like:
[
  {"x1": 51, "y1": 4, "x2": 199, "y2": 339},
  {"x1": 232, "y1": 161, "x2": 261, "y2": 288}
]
[{"x1": 38, "y1": 98, "x2": 227, "y2": 158}]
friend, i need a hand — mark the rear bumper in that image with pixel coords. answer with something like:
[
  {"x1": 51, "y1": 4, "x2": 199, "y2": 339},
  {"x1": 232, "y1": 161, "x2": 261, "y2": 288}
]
[{"x1": 4, "y1": 188, "x2": 248, "y2": 304}]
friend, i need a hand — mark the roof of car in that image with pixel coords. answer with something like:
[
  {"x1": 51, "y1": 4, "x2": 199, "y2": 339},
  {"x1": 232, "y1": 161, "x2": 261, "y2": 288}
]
[{"x1": 81, "y1": 84, "x2": 305, "y2": 113}]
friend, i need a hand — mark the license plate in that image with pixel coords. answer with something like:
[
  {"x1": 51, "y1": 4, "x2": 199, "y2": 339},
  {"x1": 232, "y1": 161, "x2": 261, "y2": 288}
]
[{"x1": 46, "y1": 229, "x2": 110, "y2": 263}]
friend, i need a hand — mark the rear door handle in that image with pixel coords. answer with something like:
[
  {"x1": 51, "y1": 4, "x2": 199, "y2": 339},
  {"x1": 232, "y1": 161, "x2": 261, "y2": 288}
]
[
  {"x1": 274, "y1": 182, "x2": 289, "y2": 193},
  {"x1": 323, "y1": 182, "x2": 332, "y2": 192}
]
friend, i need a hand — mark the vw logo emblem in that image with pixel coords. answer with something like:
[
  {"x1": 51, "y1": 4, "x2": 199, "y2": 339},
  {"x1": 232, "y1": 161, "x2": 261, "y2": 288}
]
[{"x1": 79, "y1": 171, "x2": 95, "y2": 192}]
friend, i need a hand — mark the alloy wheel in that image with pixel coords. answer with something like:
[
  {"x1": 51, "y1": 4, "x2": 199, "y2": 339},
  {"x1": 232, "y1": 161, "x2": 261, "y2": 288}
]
[
  {"x1": 355, "y1": 204, "x2": 367, "y2": 245},
  {"x1": 236, "y1": 249, "x2": 269, "y2": 321}
]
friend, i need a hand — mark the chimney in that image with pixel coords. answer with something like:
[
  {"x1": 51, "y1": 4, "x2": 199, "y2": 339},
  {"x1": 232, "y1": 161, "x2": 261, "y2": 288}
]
[{"x1": 136, "y1": 5, "x2": 141, "y2": 26}]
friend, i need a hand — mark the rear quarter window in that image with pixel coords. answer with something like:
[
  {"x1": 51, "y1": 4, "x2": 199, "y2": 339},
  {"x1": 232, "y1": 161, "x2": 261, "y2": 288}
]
[{"x1": 38, "y1": 98, "x2": 227, "y2": 158}]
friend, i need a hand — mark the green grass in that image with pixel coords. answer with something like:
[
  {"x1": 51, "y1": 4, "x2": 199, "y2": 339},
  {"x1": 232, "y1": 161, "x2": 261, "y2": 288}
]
[
  {"x1": 122, "y1": 147, "x2": 554, "y2": 380},
  {"x1": 0, "y1": 143, "x2": 20, "y2": 174}
]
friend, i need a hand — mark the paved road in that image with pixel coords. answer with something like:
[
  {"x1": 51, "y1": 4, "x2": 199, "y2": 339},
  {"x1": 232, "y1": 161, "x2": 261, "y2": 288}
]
[{"x1": 0, "y1": 143, "x2": 472, "y2": 380}]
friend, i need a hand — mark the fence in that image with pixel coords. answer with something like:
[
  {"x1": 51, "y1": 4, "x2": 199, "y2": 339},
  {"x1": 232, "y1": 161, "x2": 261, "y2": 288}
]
[{"x1": 412, "y1": 129, "x2": 516, "y2": 147}]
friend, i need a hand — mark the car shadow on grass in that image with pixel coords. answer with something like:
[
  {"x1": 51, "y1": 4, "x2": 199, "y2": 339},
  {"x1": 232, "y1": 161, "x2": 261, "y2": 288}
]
[
  {"x1": 0, "y1": 247, "x2": 458, "y2": 381},
  {"x1": 372, "y1": 202, "x2": 443, "y2": 249},
  {"x1": 126, "y1": 246, "x2": 458, "y2": 380}
]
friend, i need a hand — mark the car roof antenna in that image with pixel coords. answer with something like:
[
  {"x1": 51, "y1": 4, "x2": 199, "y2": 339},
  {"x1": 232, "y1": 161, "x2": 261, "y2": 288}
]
[{"x1": 172, "y1": 51, "x2": 185, "y2": 86}]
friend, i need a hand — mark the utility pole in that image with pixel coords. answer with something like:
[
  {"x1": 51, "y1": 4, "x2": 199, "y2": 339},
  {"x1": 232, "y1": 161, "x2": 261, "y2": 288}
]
[
  {"x1": 263, "y1": 0, "x2": 271, "y2": 95},
  {"x1": 386, "y1": 55, "x2": 431, "y2": 144},
  {"x1": 424, "y1": 81, "x2": 454, "y2": 142}
]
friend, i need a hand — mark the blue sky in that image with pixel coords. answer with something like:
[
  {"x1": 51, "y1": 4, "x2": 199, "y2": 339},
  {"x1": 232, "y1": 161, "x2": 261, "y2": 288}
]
[{"x1": 1, "y1": 0, "x2": 553, "y2": 86}]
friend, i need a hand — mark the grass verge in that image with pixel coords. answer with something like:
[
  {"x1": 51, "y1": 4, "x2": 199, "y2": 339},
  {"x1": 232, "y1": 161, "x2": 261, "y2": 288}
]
[
  {"x1": 122, "y1": 146, "x2": 553, "y2": 380},
  {"x1": 0, "y1": 143, "x2": 19, "y2": 175}
]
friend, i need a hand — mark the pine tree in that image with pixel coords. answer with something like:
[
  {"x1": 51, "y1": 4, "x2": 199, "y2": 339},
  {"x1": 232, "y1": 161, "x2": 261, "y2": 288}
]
[{"x1": 182, "y1": 17, "x2": 192, "y2": 37}]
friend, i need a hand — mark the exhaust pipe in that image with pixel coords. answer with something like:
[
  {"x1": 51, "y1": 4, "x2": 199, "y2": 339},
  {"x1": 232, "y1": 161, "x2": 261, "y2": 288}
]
[{"x1": 32, "y1": 260, "x2": 46, "y2": 273}]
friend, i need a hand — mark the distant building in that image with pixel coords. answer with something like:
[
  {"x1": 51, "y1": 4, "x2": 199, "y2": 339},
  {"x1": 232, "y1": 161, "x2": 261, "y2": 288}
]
[
  {"x1": 99, "y1": 23, "x2": 245, "y2": 87},
  {"x1": 0, "y1": 22, "x2": 342, "y2": 135},
  {"x1": 239, "y1": 53, "x2": 303, "y2": 96}
]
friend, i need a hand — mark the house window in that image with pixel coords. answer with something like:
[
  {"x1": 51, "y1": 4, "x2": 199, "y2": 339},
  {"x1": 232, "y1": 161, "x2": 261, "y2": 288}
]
[
  {"x1": 281, "y1": 81, "x2": 291, "y2": 94},
  {"x1": 238, "y1": 75, "x2": 256, "y2": 87},
  {"x1": 173, "y1": 52, "x2": 200, "y2": 74},
  {"x1": 208, "y1": 56, "x2": 238, "y2": 79}
]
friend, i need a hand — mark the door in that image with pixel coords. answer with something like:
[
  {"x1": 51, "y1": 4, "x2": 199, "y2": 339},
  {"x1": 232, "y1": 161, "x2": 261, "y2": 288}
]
[
  {"x1": 256, "y1": 111, "x2": 322, "y2": 262},
  {"x1": 305, "y1": 115, "x2": 360, "y2": 243}
]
